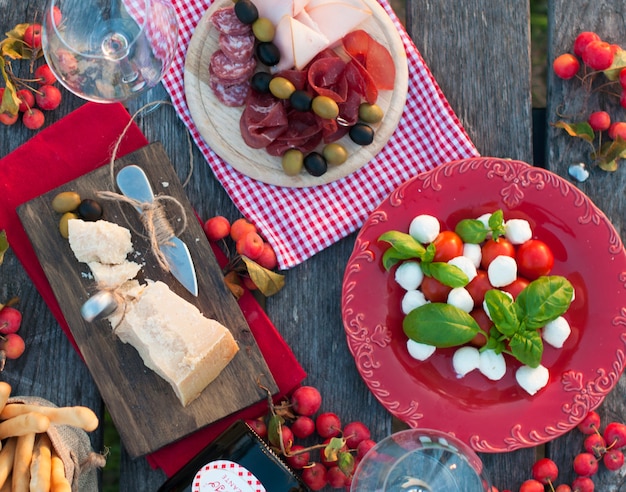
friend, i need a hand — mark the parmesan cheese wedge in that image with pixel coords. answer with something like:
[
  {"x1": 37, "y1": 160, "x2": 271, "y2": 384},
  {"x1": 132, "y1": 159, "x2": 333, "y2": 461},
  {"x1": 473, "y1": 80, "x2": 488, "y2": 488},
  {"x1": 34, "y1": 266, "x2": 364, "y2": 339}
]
[
  {"x1": 272, "y1": 14, "x2": 330, "y2": 71},
  {"x1": 305, "y1": 0, "x2": 372, "y2": 47},
  {"x1": 68, "y1": 219, "x2": 133, "y2": 265},
  {"x1": 111, "y1": 281, "x2": 239, "y2": 406}
]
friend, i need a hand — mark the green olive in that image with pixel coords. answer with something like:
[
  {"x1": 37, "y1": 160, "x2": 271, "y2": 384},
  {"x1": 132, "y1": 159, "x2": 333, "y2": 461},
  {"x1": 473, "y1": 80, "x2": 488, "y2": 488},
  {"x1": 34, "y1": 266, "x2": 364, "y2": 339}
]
[
  {"x1": 323, "y1": 143, "x2": 348, "y2": 166},
  {"x1": 252, "y1": 17, "x2": 275, "y2": 42},
  {"x1": 358, "y1": 103, "x2": 384, "y2": 124},
  {"x1": 311, "y1": 96, "x2": 339, "y2": 120},
  {"x1": 59, "y1": 212, "x2": 78, "y2": 238},
  {"x1": 269, "y1": 76, "x2": 296, "y2": 100},
  {"x1": 282, "y1": 149, "x2": 304, "y2": 176},
  {"x1": 51, "y1": 191, "x2": 81, "y2": 213}
]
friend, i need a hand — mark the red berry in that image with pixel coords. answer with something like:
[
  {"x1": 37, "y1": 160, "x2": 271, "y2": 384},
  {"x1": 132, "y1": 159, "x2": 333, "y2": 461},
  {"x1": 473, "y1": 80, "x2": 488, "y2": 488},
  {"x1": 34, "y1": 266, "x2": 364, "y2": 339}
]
[
  {"x1": 519, "y1": 479, "x2": 544, "y2": 492},
  {"x1": 23, "y1": 23, "x2": 42, "y2": 49},
  {"x1": 22, "y1": 108, "x2": 45, "y2": 130},
  {"x1": 230, "y1": 218, "x2": 256, "y2": 241},
  {"x1": 609, "y1": 122, "x2": 626, "y2": 140},
  {"x1": 588, "y1": 111, "x2": 611, "y2": 132},
  {"x1": 270, "y1": 424, "x2": 293, "y2": 453},
  {"x1": 555, "y1": 486, "x2": 572, "y2": 492},
  {"x1": 51, "y1": 6, "x2": 63, "y2": 26},
  {"x1": 291, "y1": 386, "x2": 322, "y2": 416},
  {"x1": 604, "y1": 448, "x2": 624, "y2": 471},
  {"x1": 236, "y1": 231, "x2": 264, "y2": 259},
  {"x1": 577, "y1": 411, "x2": 601, "y2": 434},
  {"x1": 285, "y1": 445, "x2": 310, "y2": 470},
  {"x1": 0, "y1": 112, "x2": 18, "y2": 126},
  {"x1": 620, "y1": 91, "x2": 626, "y2": 110},
  {"x1": 203, "y1": 216, "x2": 230, "y2": 242},
  {"x1": 17, "y1": 89, "x2": 35, "y2": 112},
  {"x1": 620, "y1": 68, "x2": 626, "y2": 90},
  {"x1": 35, "y1": 64, "x2": 57, "y2": 86},
  {"x1": 356, "y1": 438, "x2": 376, "y2": 459},
  {"x1": 0, "y1": 307, "x2": 22, "y2": 335},
  {"x1": 582, "y1": 40, "x2": 614, "y2": 71},
  {"x1": 584, "y1": 433, "x2": 606, "y2": 457},
  {"x1": 573, "y1": 452, "x2": 599, "y2": 477},
  {"x1": 343, "y1": 421, "x2": 371, "y2": 449},
  {"x1": 326, "y1": 466, "x2": 348, "y2": 488},
  {"x1": 256, "y1": 242, "x2": 278, "y2": 270},
  {"x1": 603, "y1": 421, "x2": 626, "y2": 449},
  {"x1": 571, "y1": 476, "x2": 594, "y2": 492},
  {"x1": 1, "y1": 333, "x2": 25, "y2": 359},
  {"x1": 553, "y1": 53, "x2": 580, "y2": 79},
  {"x1": 316, "y1": 412, "x2": 342, "y2": 439},
  {"x1": 531, "y1": 457, "x2": 558, "y2": 485},
  {"x1": 301, "y1": 462, "x2": 327, "y2": 491},
  {"x1": 320, "y1": 437, "x2": 347, "y2": 467},
  {"x1": 291, "y1": 415, "x2": 316, "y2": 439},
  {"x1": 245, "y1": 418, "x2": 267, "y2": 438},
  {"x1": 35, "y1": 85, "x2": 62, "y2": 111},
  {"x1": 574, "y1": 31, "x2": 601, "y2": 57}
]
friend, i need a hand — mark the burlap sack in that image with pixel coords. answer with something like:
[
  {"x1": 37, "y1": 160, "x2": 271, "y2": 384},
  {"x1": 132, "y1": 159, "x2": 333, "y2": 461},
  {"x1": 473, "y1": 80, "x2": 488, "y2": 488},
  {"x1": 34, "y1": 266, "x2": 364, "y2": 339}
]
[{"x1": 7, "y1": 396, "x2": 106, "y2": 492}]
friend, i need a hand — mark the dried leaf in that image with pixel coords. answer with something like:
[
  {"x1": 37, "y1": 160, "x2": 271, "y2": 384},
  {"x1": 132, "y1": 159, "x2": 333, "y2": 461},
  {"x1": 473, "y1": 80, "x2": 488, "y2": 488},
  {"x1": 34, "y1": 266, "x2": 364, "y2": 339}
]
[
  {"x1": 5, "y1": 23, "x2": 30, "y2": 40},
  {"x1": 223, "y1": 270, "x2": 244, "y2": 299},
  {"x1": 553, "y1": 120, "x2": 595, "y2": 143},
  {"x1": 0, "y1": 60, "x2": 20, "y2": 115},
  {"x1": 0, "y1": 231, "x2": 8, "y2": 266},
  {"x1": 594, "y1": 137, "x2": 626, "y2": 172},
  {"x1": 603, "y1": 48, "x2": 626, "y2": 81},
  {"x1": 0, "y1": 38, "x2": 25, "y2": 60},
  {"x1": 241, "y1": 256, "x2": 285, "y2": 297}
]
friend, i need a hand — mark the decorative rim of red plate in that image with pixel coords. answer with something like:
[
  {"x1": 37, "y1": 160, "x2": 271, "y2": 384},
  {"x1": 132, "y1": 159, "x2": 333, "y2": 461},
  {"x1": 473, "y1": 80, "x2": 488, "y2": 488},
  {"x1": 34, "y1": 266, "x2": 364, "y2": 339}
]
[{"x1": 341, "y1": 157, "x2": 626, "y2": 453}]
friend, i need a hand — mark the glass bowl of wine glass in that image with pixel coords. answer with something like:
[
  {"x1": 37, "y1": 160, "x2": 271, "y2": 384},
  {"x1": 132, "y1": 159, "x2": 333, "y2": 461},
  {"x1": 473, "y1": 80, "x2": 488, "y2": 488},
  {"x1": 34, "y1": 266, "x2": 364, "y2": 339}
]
[
  {"x1": 350, "y1": 428, "x2": 493, "y2": 492},
  {"x1": 41, "y1": 0, "x2": 178, "y2": 103}
]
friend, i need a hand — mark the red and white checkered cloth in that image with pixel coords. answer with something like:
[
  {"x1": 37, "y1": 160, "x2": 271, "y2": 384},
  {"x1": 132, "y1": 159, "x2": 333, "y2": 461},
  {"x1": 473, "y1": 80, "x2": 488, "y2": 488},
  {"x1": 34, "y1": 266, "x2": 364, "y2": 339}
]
[{"x1": 162, "y1": 0, "x2": 478, "y2": 269}]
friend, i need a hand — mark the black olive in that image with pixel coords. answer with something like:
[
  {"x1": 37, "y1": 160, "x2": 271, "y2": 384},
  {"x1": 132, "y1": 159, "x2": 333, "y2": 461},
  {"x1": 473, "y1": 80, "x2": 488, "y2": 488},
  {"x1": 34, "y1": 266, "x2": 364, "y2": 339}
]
[
  {"x1": 234, "y1": 0, "x2": 258, "y2": 25},
  {"x1": 256, "y1": 42, "x2": 281, "y2": 67},
  {"x1": 289, "y1": 90, "x2": 313, "y2": 112},
  {"x1": 349, "y1": 122, "x2": 375, "y2": 145},
  {"x1": 77, "y1": 198, "x2": 103, "y2": 221},
  {"x1": 303, "y1": 152, "x2": 328, "y2": 177},
  {"x1": 250, "y1": 72, "x2": 272, "y2": 93}
]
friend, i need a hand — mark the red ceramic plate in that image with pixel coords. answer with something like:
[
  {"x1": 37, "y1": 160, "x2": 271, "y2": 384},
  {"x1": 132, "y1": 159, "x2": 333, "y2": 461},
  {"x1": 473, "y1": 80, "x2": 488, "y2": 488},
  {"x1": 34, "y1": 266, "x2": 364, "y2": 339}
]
[{"x1": 341, "y1": 157, "x2": 626, "y2": 452}]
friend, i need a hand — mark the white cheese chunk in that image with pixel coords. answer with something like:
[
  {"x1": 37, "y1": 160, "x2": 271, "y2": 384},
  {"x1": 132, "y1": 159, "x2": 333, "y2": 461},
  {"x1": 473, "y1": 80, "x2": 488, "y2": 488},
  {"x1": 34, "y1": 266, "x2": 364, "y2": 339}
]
[
  {"x1": 542, "y1": 316, "x2": 571, "y2": 348},
  {"x1": 68, "y1": 219, "x2": 133, "y2": 265},
  {"x1": 487, "y1": 255, "x2": 517, "y2": 287},
  {"x1": 447, "y1": 287, "x2": 474, "y2": 313},
  {"x1": 478, "y1": 349, "x2": 506, "y2": 381},
  {"x1": 462, "y1": 243, "x2": 482, "y2": 268},
  {"x1": 516, "y1": 364, "x2": 549, "y2": 395},
  {"x1": 395, "y1": 261, "x2": 424, "y2": 291},
  {"x1": 87, "y1": 261, "x2": 142, "y2": 289},
  {"x1": 110, "y1": 281, "x2": 239, "y2": 406},
  {"x1": 401, "y1": 290, "x2": 429, "y2": 314},
  {"x1": 408, "y1": 214, "x2": 440, "y2": 243},
  {"x1": 406, "y1": 339, "x2": 436, "y2": 361},
  {"x1": 453, "y1": 346, "x2": 480, "y2": 377},
  {"x1": 505, "y1": 219, "x2": 532, "y2": 244},
  {"x1": 448, "y1": 255, "x2": 477, "y2": 283}
]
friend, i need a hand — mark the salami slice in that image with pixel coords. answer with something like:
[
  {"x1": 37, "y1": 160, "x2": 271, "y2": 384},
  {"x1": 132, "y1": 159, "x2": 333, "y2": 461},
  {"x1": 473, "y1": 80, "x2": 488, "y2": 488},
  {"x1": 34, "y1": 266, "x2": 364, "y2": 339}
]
[
  {"x1": 210, "y1": 7, "x2": 251, "y2": 36},
  {"x1": 219, "y1": 32, "x2": 256, "y2": 62},
  {"x1": 209, "y1": 50, "x2": 257, "y2": 82},
  {"x1": 210, "y1": 78, "x2": 250, "y2": 107}
]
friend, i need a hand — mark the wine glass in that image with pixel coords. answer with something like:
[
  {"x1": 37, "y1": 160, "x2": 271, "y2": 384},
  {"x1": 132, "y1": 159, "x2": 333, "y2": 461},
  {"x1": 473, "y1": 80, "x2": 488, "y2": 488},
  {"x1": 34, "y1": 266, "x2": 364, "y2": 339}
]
[
  {"x1": 41, "y1": 0, "x2": 178, "y2": 104},
  {"x1": 350, "y1": 429, "x2": 493, "y2": 491}
]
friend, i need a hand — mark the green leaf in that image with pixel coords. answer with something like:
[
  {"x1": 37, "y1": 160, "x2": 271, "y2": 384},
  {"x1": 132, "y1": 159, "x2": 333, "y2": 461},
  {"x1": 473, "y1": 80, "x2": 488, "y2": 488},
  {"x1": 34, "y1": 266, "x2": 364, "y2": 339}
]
[
  {"x1": 428, "y1": 262, "x2": 468, "y2": 288},
  {"x1": 483, "y1": 327, "x2": 506, "y2": 353},
  {"x1": 484, "y1": 289, "x2": 519, "y2": 337},
  {"x1": 455, "y1": 218, "x2": 489, "y2": 244},
  {"x1": 423, "y1": 243, "x2": 436, "y2": 263},
  {"x1": 403, "y1": 303, "x2": 479, "y2": 347},
  {"x1": 378, "y1": 231, "x2": 426, "y2": 259},
  {"x1": 382, "y1": 247, "x2": 412, "y2": 270},
  {"x1": 267, "y1": 414, "x2": 286, "y2": 448},
  {"x1": 553, "y1": 121, "x2": 595, "y2": 143},
  {"x1": 594, "y1": 136, "x2": 626, "y2": 172},
  {"x1": 516, "y1": 276, "x2": 573, "y2": 329},
  {"x1": 337, "y1": 451, "x2": 355, "y2": 476},
  {"x1": 603, "y1": 47, "x2": 626, "y2": 81},
  {"x1": 509, "y1": 330, "x2": 543, "y2": 368},
  {"x1": 324, "y1": 437, "x2": 346, "y2": 462},
  {"x1": 487, "y1": 210, "x2": 506, "y2": 238},
  {"x1": 0, "y1": 59, "x2": 19, "y2": 116},
  {"x1": 241, "y1": 256, "x2": 285, "y2": 297},
  {"x1": 0, "y1": 230, "x2": 8, "y2": 266}
]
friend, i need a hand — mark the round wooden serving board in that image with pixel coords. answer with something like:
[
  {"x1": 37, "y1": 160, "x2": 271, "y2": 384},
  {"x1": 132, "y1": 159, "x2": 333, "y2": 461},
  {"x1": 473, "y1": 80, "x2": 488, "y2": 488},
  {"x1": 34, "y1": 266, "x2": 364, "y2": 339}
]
[{"x1": 184, "y1": 0, "x2": 409, "y2": 188}]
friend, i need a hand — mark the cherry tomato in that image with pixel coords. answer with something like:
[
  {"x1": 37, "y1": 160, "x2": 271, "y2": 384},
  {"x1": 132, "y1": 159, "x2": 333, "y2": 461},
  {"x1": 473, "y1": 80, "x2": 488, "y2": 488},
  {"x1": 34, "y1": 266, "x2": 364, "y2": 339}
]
[
  {"x1": 516, "y1": 239, "x2": 554, "y2": 280},
  {"x1": 420, "y1": 276, "x2": 452, "y2": 303},
  {"x1": 432, "y1": 230, "x2": 464, "y2": 262},
  {"x1": 465, "y1": 270, "x2": 492, "y2": 306},
  {"x1": 469, "y1": 308, "x2": 492, "y2": 347},
  {"x1": 480, "y1": 238, "x2": 515, "y2": 269},
  {"x1": 501, "y1": 276, "x2": 530, "y2": 299}
]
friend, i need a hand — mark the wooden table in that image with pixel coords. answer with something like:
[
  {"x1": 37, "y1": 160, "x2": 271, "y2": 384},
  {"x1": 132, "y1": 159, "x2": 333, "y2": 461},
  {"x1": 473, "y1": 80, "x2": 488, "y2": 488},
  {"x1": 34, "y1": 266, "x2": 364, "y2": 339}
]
[{"x1": 1, "y1": 0, "x2": 625, "y2": 490}]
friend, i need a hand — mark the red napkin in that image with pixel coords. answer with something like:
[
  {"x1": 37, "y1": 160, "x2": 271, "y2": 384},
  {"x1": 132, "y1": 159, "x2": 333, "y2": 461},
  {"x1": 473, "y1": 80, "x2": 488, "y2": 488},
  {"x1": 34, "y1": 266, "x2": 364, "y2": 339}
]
[{"x1": 0, "y1": 102, "x2": 306, "y2": 477}]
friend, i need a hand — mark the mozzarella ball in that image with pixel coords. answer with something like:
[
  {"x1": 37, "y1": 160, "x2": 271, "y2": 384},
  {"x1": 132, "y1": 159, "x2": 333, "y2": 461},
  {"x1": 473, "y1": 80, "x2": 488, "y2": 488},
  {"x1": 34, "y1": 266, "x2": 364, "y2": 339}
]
[
  {"x1": 447, "y1": 287, "x2": 474, "y2": 313},
  {"x1": 401, "y1": 290, "x2": 429, "y2": 314},
  {"x1": 516, "y1": 364, "x2": 549, "y2": 396},
  {"x1": 487, "y1": 255, "x2": 517, "y2": 287},
  {"x1": 478, "y1": 349, "x2": 506, "y2": 380},
  {"x1": 448, "y1": 255, "x2": 478, "y2": 283},
  {"x1": 542, "y1": 316, "x2": 571, "y2": 348},
  {"x1": 406, "y1": 339, "x2": 436, "y2": 361},
  {"x1": 395, "y1": 261, "x2": 424, "y2": 291},
  {"x1": 409, "y1": 214, "x2": 440, "y2": 243},
  {"x1": 462, "y1": 242, "x2": 482, "y2": 268},
  {"x1": 505, "y1": 219, "x2": 532, "y2": 244},
  {"x1": 452, "y1": 346, "x2": 480, "y2": 377}
]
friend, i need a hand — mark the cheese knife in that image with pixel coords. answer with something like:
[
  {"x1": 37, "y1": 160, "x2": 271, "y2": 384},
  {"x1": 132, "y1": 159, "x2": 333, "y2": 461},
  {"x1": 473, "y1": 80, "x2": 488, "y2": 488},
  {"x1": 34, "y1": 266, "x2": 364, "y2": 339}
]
[{"x1": 116, "y1": 165, "x2": 199, "y2": 297}]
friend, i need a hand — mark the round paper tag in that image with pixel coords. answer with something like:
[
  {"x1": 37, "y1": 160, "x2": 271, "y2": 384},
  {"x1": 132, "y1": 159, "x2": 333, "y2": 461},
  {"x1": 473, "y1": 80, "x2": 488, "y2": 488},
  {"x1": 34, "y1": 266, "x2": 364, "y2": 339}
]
[{"x1": 192, "y1": 459, "x2": 266, "y2": 492}]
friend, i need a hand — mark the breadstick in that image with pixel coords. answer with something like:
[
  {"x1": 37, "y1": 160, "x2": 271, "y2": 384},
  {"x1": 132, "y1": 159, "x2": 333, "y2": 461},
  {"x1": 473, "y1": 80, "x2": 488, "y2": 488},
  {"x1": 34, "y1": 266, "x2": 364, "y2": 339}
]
[
  {"x1": 12, "y1": 433, "x2": 35, "y2": 492},
  {"x1": 0, "y1": 383, "x2": 11, "y2": 414},
  {"x1": 29, "y1": 434, "x2": 51, "y2": 492},
  {"x1": 49, "y1": 454, "x2": 70, "y2": 492},
  {"x1": 0, "y1": 413, "x2": 49, "y2": 440},
  {"x1": 0, "y1": 474, "x2": 11, "y2": 492},
  {"x1": 0, "y1": 437, "x2": 16, "y2": 488},
  {"x1": 0, "y1": 404, "x2": 99, "y2": 432}
]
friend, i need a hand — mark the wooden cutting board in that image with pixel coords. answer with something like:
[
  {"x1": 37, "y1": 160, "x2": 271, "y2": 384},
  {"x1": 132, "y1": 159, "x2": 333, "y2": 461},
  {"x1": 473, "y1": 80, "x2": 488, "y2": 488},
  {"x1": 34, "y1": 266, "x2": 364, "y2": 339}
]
[
  {"x1": 17, "y1": 143, "x2": 278, "y2": 458},
  {"x1": 184, "y1": 0, "x2": 409, "y2": 188}
]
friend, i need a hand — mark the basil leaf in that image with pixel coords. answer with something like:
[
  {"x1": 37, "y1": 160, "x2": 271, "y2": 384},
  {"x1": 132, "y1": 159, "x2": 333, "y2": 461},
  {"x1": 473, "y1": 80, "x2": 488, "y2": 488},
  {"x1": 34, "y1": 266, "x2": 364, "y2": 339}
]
[
  {"x1": 509, "y1": 330, "x2": 543, "y2": 368},
  {"x1": 428, "y1": 262, "x2": 469, "y2": 288},
  {"x1": 516, "y1": 276, "x2": 573, "y2": 329},
  {"x1": 382, "y1": 247, "x2": 412, "y2": 271},
  {"x1": 423, "y1": 243, "x2": 436, "y2": 263},
  {"x1": 455, "y1": 219, "x2": 489, "y2": 244},
  {"x1": 403, "y1": 303, "x2": 479, "y2": 347},
  {"x1": 484, "y1": 289, "x2": 520, "y2": 337},
  {"x1": 378, "y1": 231, "x2": 426, "y2": 259},
  {"x1": 483, "y1": 327, "x2": 506, "y2": 353},
  {"x1": 488, "y1": 210, "x2": 506, "y2": 238}
]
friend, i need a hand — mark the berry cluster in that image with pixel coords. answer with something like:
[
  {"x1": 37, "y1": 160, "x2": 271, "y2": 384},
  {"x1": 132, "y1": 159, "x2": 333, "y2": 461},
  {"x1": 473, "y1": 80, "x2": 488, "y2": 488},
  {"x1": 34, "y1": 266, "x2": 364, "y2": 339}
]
[
  {"x1": 0, "y1": 302, "x2": 26, "y2": 370},
  {"x1": 246, "y1": 385, "x2": 375, "y2": 490},
  {"x1": 203, "y1": 216, "x2": 284, "y2": 297},
  {"x1": 1, "y1": 13, "x2": 64, "y2": 130},
  {"x1": 552, "y1": 31, "x2": 626, "y2": 173}
]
